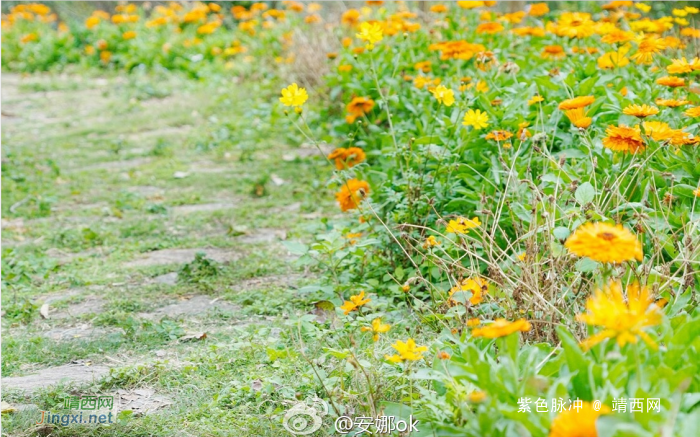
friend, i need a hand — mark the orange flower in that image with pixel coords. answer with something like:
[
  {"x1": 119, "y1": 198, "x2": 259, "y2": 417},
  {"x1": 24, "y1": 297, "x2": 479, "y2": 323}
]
[
  {"x1": 327, "y1": 147, "x2": 366, "y2": 170},
  {"x1": 602, "y1": 125, "x2": 645, "y2": 153},
  {"x1": 656, "y1": 76, "x2": 685, "y2": 87},
  {"x1": 565, "y1": 108, "x2": 592, "y2": 129},
  {"x1": 655, "y1": 98, "x2": 689, "y2": 107},
  {"x1": 485, "y1": 130, "x2": 513, "y2": 141},
  {"x1": 528, "y1": 3, "x2": 549, "y2": 16},
  {"x1": 336, "y1": 179, "x2": 370, "y2": 211},
  {"x1": 346, "y1": 97, "x2": 375, "y2": 123},
  {"x1": 558, "y1": 96, "x2": 595, "y2": 110},
  {"x1": 541, "y1": 45, "x2": 566, "y2": 59},
  {"x1": 476, "y1": 21, "x2": 504, "y2": 34}
]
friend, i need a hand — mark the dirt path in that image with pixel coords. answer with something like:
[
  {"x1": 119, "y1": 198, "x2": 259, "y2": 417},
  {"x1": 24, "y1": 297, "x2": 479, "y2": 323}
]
[{"x1": 1, "y1": 72, "x2": 332, "y2": 436}]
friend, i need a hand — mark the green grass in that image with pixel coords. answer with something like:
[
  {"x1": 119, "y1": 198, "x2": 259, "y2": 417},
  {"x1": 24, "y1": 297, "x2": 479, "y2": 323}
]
[{"x1": 1, "y1": 70, "x2": 337, "y2": 436}]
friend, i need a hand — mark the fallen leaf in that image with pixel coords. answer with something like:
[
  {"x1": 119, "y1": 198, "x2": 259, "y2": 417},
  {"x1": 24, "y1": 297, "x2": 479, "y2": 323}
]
[
  {"x1": 180, "y1": 332, "x2": 207, "y2": 342},
  {"x1": 270, "y1": 174, "x2": 285, "y2": 186},
  {"x1": 39, "y1": 304, "x2": 50, "y2": 319},
  {"x1": 173, "y1": 171, "x2": 189, "y2": 179},
  {"x1": 1, "y1": 401, "x2": 17, "y2": 414},
  {"x1": 251, "y1": 379, "x2": 263, "y2": 391}
]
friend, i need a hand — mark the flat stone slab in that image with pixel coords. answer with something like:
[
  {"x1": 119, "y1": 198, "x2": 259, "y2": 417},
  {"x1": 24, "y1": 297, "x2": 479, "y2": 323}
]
[
  {"x1": 44, "y1": 325, "x2": 117, "y2": 341},
  {"x1": 172, "y1": 202, "x2": 237, "y2": 214},
  {"x1": 116, "y1": 388, "x2": 172, "y2": 415},
  {"x1": 51, "y1": 296, "x2": 106, "y2": 319},
  {"x1": 77, "y1": 157, "x2": 153, "y2": 172},
  {"x1": 2, "y1": 363, "x2": 110, "y2": 392},
  {"x1": 124, "y1": 248, "x2": 241, "y2": 268},
  {"x1": 139, "y1": 295, "x2": 238, "y2": 320}
]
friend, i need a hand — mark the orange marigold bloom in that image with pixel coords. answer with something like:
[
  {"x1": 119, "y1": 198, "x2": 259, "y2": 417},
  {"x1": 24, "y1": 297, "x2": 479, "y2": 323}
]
[
  {"x1": 602, "y1": 124, "x2": 645, "y2": 153},
  {"x1": 476, "y1": 21, "x2": 504, "y2": 34},
  {"x1": 485, "y1": 130, "x2": 513, "y2": 141},
  {"x1": 565, "y1": 222, "x2": 643, "y2": 263},
  {"x1": 449, "y1": 277, "x2": 489, "y2": 306},
  {"x1": 684, "y1": 106, "x2": 700, "y2": 117},
  {"x1": 642, "y1": 121, "x2": 674, "y2": 141},
  {"x1": 528, "y1": 3, "x2": 549, "y2": 16},
  {"x1": 472, "y1": 318, "x2": 531, "y2": 338},
  {"x1": 622, "y1": 104, "x2": 659, "y2": 118},
  {"x1": 565, "y1": 108, "x2": 592, "y2": 129},
  {"x1": 341, "y1": 9, "x2": 360, "y2": 26},
  {"x1": 541, "y1": 45, "x2": 566, "y2": 59},
  {"x1": 328, "y1": 147, "x2": 366, "y2": 170},
  {"x1": 655, "y1": 98, "x2": 689, "y2": 107},
  {"x1": 336, "y1": 179, "x2": 370, "y2": 211},
  {"x1": 345, "y1": 97, "x2": 375, "y2": 123},
  {"x1": 430, "y1": 4, "x2": 448, "y2": 13},
  {"x1": 656, "y1": 76, "x2": 685, "y2": 87},
  {"x1": 558, "y1": 96, "x2": 595, "y2": 110},
  {"x1": 549, "y1": 402, "x2": 611, "y2": 437},
  {"x1": 631, "y1": 35, "x2": 666, "y2": 64}
]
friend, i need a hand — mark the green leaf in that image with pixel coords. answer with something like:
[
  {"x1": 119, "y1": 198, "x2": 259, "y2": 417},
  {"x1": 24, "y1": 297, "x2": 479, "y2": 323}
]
[{"x1": 575, "y1": 182, "x2": 596, "y2": 205}]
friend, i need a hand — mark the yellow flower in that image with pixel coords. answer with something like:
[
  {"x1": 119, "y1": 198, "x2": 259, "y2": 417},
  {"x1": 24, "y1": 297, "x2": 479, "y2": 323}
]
[
  {"x1": 430, "y1": 85, "x2": 455, "y2": 107},
  {"x1": 385, "y1": 338, "x2": 428, "y2": 363},
  {"x1": 642, "y1": 121, "x2": 674, "y2": 141},
  {"x1": 622, "y1": 104, "x2": 659, "y2": 118},
  {"x1": 549, "y1": 402, "x2": 611, "y2": 437},
  {"x1": 601, "y1": 124, "x2": 645, "y2": 153},
  {"x1": 356, "y1": 21, "x2": 383, "y2": 49},
  {"x1": 694, "y1": 186, "x2": 700, "y2": 197},
  {"x1": 528, "y1": 95, "x2": 544, "y2": 105},
  {"x1": 631, "y1": 35, "x2": 665, "y2": 65},
  {"x1": 462, "y1": 109, "x2": 489, "y2": 130},
  {"x1": 558, "y1": 96, "x2": 595, "y2": 110},
  {"x1": 684, "y1": 106, "x2": 700, "y2": 117},
  {"x1": 446, "y1": 216, "x2": 481, "y2": 234},
  {"x1": 422, "y1": 235, "x2": 440, "y2": 249},
  {"x1": 335, "y1": 179, "x2": 370, "y2": 212},
  {"x1": 655, "y1": 98, "x2": 689, "y2": 107},
  {"x1": 565, "y1": 222, "x2": 643, "y2": 263},
  {"x1": 361, "y1": 318, "x2": 391, "y2": 341},
  {"x1": 122, "y1": 30, "x2": 137, "y2": 40},
  {"x1": 597, "y1": 47, "x2": 630, "y2": 69},
  {"x1": 279, "y1": 83, "x2": 308, "y2": 107},
  {"x1": 565, "y1": 108, "x2": 592, "y2": 129},
  {"x1": 468, "y1": 391, "x2": 487, "y2": 402},
  {"x1": 449, "y1": 277, "x2": 489, "y2": 305},
  {"x1": 85, "y1": 16, "x2": 100, "y2": 29},
  {"x1": 577, "y1": 281, "x2": 662, "y2": 350},
  {"x1": 656, "y1": 76, "x2": 685, "y2": 87},
  {"x1": 472, "y1": 318, "x2": 531, "y2": 338},
  {"x1": 339, "y1": 290, "x2": 371, "y2": 315}
]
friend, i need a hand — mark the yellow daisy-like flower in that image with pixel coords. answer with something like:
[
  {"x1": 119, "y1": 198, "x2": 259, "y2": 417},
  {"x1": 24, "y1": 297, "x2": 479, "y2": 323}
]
[
  {"x1": 683, "y1": 106, "x2": 700, "y2": 117},
  {"x1": 385, "y1": 338, "x2": 428, "y2": 363},
  {"x1": 361, "y1": 318, "x2": 391, "y2": 341},
  {"x1": 601, "y1": 124, "x2": 645, "y2": 153},
  {"x1": 655, "y1": 98, "x2": 689, "y2": 107},
  {"x1": 558, "y1": 96, "x2": 595, "y2": 110},
  {"x1": 528, "y1": 95, "x2": 544, "y2": 105},
  {"x1": 339, "y1": 290, "x2": 371, "y2": 315},
  {"x1": 642, "y1": 121, "x2": 674, "y2": 141},
  {"x1": 549, "y1": 402, "x2": 611, "y2": 437},
  {"x1": 630, "y1": 35, "x2": 665, "y2": 65},
  {"x1": 446, "y1": 216, "x2": 481, "y2": 234},
  {"x1": 279, "y1": 83, "x2": 309, "y2": 107},
  {"x1": 449, "y1": 277, "x2": 489, "y2": 305},
  {"x1": 694, "y1": 187, "x2": 700, "y2": 197},
  {"x1": 656, "y1": 76, "x2": 685, "y2": 87},
  {"x1": 622, "y1": 104, "x2": 659, "y2": 118},
  {"x1": 564, "y1": 222, "x2": 643, "y2": 263},
  {"x1": 430, "y1": 85, "x2": 455, "y2": 107},
  {"x1": 471, "y1": 318, "x2": 531, "y2": 338},
  {"x1": 462, "y1": 109, "x2": 489, "y2": 130},
  {"x1": 577, "y1": 281, "x2": 662, "y2": 350},
  {"x1": 355, "y1": 21, "x2": 383, "y2": 49}
]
